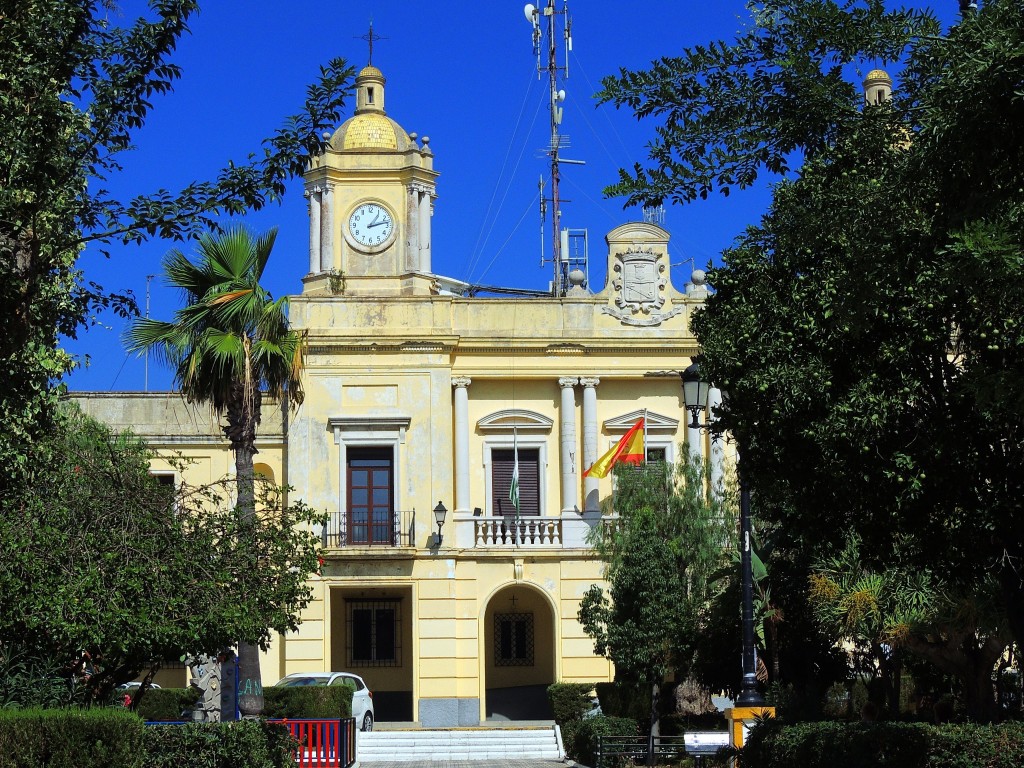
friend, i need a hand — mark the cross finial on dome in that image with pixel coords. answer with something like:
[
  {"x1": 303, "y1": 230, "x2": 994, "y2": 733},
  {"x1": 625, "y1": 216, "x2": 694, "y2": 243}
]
[{"x1": 356, "y1": 19, "x2": 387, "y2": 66}]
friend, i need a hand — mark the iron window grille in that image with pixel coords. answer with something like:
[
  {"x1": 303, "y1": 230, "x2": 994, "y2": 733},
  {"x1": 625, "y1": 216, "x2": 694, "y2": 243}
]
[
  {"x1": 494, "y1": 612, "x2": 534, "y2": 667},
  {"x1": 347, "y1": 598, "x2": 402, "y2": 668}
]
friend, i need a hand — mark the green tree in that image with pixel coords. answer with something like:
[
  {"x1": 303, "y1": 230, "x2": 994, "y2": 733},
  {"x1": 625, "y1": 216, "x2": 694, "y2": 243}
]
[
  {"x1": 598, "y1": 0, "x2": 1024, "y2": 712},
  {"x1": 579, "y1": 457, "x2": 733, "y2": 759},
  {"x1": 809, "y1": 536, "x2": 1010, "y2": 721},
  {"x1": 126, "y1": 226, "x2": 306, "y2": 716},
  {"x1": 0, "y1": 404, "x2": 325, "y2": 706},
  {"x1": 597, "y1": 0, "x2": 936, "y2": 206},
  {"x1": 0, "y1": 0, "x2": 351, "y2": 482},
  {"x1": 692, "y1": 516, "x2": 848, "y2": 714}
]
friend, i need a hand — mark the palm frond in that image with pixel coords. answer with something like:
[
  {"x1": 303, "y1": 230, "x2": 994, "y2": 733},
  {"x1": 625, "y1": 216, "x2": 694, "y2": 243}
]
[{"x1": 128, "y1": 225, "x2": 302, "y2": 416}]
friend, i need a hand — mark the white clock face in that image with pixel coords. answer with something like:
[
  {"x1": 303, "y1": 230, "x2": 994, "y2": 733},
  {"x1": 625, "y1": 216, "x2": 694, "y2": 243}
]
[{"x1": 348, "y1": 203, "x2": 394, "y2": 248}]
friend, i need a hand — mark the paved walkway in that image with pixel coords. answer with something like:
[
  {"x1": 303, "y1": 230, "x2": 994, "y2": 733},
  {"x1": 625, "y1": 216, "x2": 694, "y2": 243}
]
[{"x1": 361, "y1": 762, "x2": 565, "y2": 768}]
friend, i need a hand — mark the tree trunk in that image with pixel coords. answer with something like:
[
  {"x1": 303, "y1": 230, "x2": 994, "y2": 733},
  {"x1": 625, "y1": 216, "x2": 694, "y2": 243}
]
[
  {"x1": 227, "y1": 383, "x2": 264, "y2": 718},
  {"x1": 236, "y1": 642, "x2": 263, "y2": 719},
  {"x1": 904, "y1": 632, "x2": 1005, "y2": 722},
  {"x1": 1000, "y1": 564, "x2": 1024, "y2": 655}
]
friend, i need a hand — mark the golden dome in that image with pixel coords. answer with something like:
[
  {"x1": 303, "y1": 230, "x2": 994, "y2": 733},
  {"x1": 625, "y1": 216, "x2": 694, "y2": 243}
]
[
  {"x1": 358, "y1": 65, "x2": 384, "y2": 80},
  {"x1": 864, "y1": 69, "x2": 892, "y2": 83},
  {"x1": 333, "y1": 113, "x2": 411, "y2": 151}
]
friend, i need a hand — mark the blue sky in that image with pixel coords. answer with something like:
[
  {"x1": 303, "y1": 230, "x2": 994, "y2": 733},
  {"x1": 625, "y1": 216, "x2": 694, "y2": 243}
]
[{"x1": 66, "y1": 0, "x2": 958, "y2": 392}]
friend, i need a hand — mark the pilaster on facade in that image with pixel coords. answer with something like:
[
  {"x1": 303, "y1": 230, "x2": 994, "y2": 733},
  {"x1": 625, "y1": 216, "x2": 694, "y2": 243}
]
[
  {"x1": 405, "y1": 184, "x2": 420, "y2": 271},
  {"x1": 417, "y1": 184, "x2": 432, "y2": 273},
  {"x1": 306, "y1": 186, "x2": 321, "y2": 274},
  {"x1": 320, "y1": 183, "x2": 334, "y2": 273},
  {"x1": 452, "y1": 376, "x2": 472, "y2": 517}
]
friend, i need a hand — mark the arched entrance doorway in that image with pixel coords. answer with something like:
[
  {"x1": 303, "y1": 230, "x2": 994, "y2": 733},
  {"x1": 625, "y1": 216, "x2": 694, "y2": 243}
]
[{"x1": 483, "y1": 584, "x2": 556, "y2": 721}]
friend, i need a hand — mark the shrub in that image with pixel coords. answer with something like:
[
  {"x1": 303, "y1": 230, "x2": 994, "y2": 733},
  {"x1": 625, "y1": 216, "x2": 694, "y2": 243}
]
[
  {"x1": 134, "y1": 688, "x2": 200, "y2": 721},
  {"x1": 594, "y1": 682, "x2": 645, "y2": 720},
  {"x1": 563, "y1": 714, "x2": 638, "y2": 768},
  {"x1": 0, "y1": 707, "x2": 144, "y2": 768},
  {"x1": 0, "y1": 645, "x2": 80, "y2": 710},
  {"x1": 928, "y1": 723, "x2": 1024, "y2": 768},
  {"x1": 143, "y1": 720, "x2": 296, "y2": 768},
  {"x1": 741, "y1": 720, "x2": 1024, "y2": 768},
  {"x1": 547, "y1": 682, "x2": 596, "y2": 725},
  {"x1": 262, "y1": 685, "x2": 352, "y2": 719},
  {"x1": 594, "y1": 681, "x2": 680, "y2": 733}
]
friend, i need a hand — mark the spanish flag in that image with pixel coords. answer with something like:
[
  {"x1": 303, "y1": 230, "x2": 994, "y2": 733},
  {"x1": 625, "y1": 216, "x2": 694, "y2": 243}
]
[{"x1": 584, "y1": 418, "x2": 645, "y2": 478}]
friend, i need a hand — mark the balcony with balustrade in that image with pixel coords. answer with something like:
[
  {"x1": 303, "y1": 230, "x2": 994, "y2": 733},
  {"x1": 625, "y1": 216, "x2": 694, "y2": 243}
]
[{"x1": 321, "y1": 508, "x2": 603, "y2": 552}]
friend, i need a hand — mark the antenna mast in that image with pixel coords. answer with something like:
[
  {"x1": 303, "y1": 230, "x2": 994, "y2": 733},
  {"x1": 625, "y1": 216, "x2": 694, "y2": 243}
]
[
  {"x1": 525, "y1": 0, "x2": 583, "y2": 296},
  {"x1": 144, "y1": 274, "x2": 155, "y2": 392}
]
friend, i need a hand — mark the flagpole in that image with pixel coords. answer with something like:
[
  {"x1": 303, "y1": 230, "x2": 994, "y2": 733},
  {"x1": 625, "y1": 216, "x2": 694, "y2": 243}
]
[
  {"x1": 510, "y1": 426, "x2": 521, "y2": 547},
  {"x1": 643, "y1": 408, "x2": 648, "y2": 464}
]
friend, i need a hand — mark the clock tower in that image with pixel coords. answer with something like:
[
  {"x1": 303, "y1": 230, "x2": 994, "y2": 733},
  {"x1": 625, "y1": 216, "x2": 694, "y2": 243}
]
[{"x1": 303, "y1": 64, "x2": 439, "y2": 295}]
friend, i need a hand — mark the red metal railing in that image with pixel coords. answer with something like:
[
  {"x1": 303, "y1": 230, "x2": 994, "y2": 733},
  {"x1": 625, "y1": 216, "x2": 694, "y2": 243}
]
[{"x1": 269, "y1": 718, "x2": 356, "y2": 768}]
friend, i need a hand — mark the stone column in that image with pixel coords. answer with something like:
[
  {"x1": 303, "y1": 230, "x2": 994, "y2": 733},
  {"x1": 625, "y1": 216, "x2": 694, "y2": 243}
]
[
  {"x1": 688, "y1": 396, "x2": 704, "y2": 466},
  {"x1": 306, "y1": 187, "x2": 321, "y2": 274},
  {"x1": 580, "y1": 377, "x2": 600, "y2": 512},
  {"x1": 406, "y1": 185, "x2": 420, "y2": 271},
  {"x1": 320, "y1": 183, "x2": 333, "y2": 273},
  {"x1": 708, "y1": 387, "x2": 725, "y2": 499},
  {"x1": 452, "y1": 377, "x2": 472, "y2": 514},
  {"x1": 559, "y1": 377, "x2": 579, "y2": 514},
  {"x1": 418, "y1": 188, "x2": 432, "y2": 273}
]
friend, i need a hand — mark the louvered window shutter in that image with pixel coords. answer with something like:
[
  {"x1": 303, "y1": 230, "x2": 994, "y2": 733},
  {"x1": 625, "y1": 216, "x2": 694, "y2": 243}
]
[{"x1": 491, "y1": 448, "x2": 539, "y2": 516}]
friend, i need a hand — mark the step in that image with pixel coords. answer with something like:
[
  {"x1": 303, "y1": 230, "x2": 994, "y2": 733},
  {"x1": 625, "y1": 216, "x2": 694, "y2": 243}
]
[{"x1": 358, "y1": 727, "x2": 563, "y2": 762}]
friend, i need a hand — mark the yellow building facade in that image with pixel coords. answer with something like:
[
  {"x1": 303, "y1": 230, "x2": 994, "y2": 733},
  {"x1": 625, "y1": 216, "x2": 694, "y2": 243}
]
[{"x1": 75, "y1": 64, "x2": 722, "y2": 726}]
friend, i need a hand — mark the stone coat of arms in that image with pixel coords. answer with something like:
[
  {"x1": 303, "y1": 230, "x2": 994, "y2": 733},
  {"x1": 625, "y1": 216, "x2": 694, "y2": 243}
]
[{"x1": 602, "y1": 248, "x2": 683, "y2": 326}]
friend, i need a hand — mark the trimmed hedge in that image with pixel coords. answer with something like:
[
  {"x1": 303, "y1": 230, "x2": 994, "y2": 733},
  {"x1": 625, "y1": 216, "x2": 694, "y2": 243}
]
[
  {"x1": 547, "y1": 682, "x2": 596, "y2": 725},
  {"x1": 742, "y1": 720, "x2": 1024, "y2": 768},
  {"x1": 262, "y1": 685, "x2": 352, "y2": 719},
  {"x1": 595, "y1": 681, "x2": 685, "y2": 734},
  {"x1": 143, "y1": 720, "x2": 296, "y2": 768},
  {"x1": 594, "y1": 682, "x2": 648, "y2": 721},
  {"x1": 0, "y1": 707, "x2": 145, "y2": 768},
  {"x1": 133, "y1": 687, "x2": 201, "y2": 721},
  {"x1": 561, "y1": 715, "x2": 638, "y2": 768}
]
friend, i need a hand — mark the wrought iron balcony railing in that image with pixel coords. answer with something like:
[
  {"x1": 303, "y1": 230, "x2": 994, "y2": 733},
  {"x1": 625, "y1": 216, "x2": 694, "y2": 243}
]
[{"x1": 323, "y1": 509, "x2": 415, "y2": 548}]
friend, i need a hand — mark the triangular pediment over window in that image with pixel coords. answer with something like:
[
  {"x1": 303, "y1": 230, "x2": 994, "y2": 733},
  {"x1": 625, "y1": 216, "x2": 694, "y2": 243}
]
[
  {"x1": 478, "y1": 409, "x2": 554, "y2": 433},
  {"x1": 603, "y1": 410, "x2": 678, "y2": 433}
]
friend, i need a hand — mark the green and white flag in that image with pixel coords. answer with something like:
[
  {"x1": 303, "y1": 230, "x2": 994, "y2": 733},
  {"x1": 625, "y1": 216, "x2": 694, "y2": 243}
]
[{"x1": 509, "y1": 430, "x2": 520, "y2": 516}]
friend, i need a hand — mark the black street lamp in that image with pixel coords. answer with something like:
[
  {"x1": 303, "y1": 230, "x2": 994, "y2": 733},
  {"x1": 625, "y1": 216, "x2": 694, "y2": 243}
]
[
  {"x1": 681, "y1": 363, "x2": 764, "y2": 707},
  {"x1": 433, "y1": 501, "x2": 448, "y2": 547}
]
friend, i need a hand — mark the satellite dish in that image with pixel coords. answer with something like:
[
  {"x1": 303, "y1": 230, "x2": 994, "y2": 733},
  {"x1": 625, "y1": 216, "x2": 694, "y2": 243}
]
[
  {"x1": 523, "y1": 3, "x2": 537, "y2": 23},
  {"x1": 557, "y1": 89, "x2": 566, "y2": 102}
]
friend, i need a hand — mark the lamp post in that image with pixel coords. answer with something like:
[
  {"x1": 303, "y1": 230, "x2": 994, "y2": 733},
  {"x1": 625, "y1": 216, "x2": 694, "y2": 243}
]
[
  {"x1": 433, "y1": 501, "x2": 447, "y2": 547},
  {"x1": 681, "y1": 363, "x2": 764, "y2": 707}
]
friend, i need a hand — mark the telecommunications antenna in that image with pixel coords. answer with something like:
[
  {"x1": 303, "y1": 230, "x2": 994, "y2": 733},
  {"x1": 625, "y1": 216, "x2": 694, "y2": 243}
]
[{"x1": 523, "y1": 1, "x2": 585, "y2": 296}]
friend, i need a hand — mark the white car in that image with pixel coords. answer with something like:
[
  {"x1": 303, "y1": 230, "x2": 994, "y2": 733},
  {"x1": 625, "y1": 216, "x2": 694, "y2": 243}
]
[
  {"x1": 116, "y1": 681, "x2": 161, "y2": 691},
  {"x1": 275, "y1": 672, "x2": 375, "y2": 731}
]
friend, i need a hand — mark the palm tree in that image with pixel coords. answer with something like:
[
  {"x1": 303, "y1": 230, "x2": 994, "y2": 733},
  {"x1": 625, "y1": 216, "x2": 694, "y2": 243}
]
[{"x1": 127, "y1": 225, "x2": 305, "y2": 717}]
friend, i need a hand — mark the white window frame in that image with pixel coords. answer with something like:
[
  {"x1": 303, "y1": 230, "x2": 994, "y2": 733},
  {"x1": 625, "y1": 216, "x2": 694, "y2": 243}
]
[
  {"x1": 478, "y1": 409, "x2": 553, "y2": 518},
  {"x1": 482, "y1": 437, "x2": 548, "y2": 518},
  {"x1": 329, "y1": 416, "x2": 411, "y2": 541}
]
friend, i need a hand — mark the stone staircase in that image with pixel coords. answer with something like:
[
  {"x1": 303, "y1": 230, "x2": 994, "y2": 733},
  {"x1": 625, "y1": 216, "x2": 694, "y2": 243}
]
[{"x1": 357, "y1": 726, "x2": 563, "y2": 762}]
